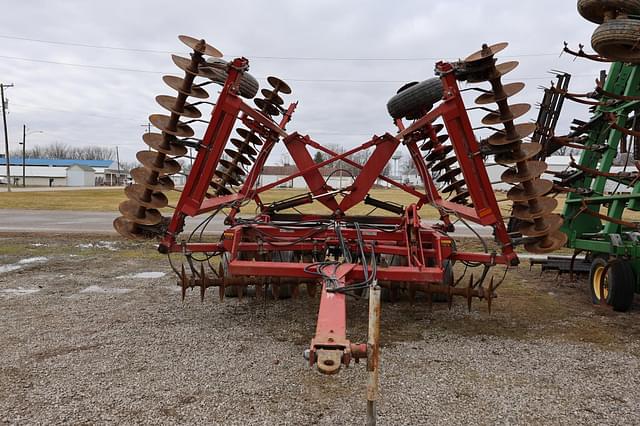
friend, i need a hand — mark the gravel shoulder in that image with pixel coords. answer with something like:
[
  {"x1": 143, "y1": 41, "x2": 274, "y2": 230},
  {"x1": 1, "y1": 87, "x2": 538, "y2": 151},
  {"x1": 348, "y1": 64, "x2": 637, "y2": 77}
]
[{"x1": 1, "y1": 234, "x2": 639, "y2": 425}]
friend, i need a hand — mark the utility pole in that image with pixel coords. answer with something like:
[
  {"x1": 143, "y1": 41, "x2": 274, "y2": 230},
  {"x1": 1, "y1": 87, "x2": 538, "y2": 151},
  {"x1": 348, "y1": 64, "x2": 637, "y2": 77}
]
[
  {"x1": 115, "y1": 145, "x2": 121, "y2": 186},
  {"x1": 141, "y1": 122, "x2": 151, "y2": 151},
  {"x1": 22, "y1": 124, "x2": 25, "y2": 187},
  {"x1": 1, "y1": 83, "x2": 14, "y2": 192}
]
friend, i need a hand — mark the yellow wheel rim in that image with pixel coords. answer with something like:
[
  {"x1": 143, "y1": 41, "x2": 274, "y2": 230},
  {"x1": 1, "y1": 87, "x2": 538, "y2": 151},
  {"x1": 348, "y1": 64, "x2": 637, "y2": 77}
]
[{"x1": 592, "y1": 264, "x2": 609, "y2": 301}]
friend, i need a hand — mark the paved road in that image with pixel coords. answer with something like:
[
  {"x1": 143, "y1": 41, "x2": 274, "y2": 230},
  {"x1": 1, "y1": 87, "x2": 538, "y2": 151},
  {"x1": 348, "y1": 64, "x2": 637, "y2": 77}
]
[{"x1": 0, "y1": 209, "x2": 493, "y2": 238}]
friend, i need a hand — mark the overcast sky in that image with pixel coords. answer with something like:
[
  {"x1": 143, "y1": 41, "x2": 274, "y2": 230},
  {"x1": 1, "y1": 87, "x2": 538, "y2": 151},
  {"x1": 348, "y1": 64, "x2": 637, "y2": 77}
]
[{"x1": 0, "y1": 1, "x2": 605, "y2": 165}]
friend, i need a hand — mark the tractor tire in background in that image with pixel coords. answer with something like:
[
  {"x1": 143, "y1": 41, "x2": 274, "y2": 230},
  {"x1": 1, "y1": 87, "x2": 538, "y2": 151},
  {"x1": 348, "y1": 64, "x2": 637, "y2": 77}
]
[
  {"x1": 386, "y1": 78, "x2": 443, "y2": 120},
  {"x1": 591, "y1": 18, "x2": 640, "y2": 62},
  {"x1": 205, "y1": 58, "x2": 260, "y2": 99},
  {"x1": 578, "y1": 0, "x2": 640, "y2": 23},
  {"x1": 588, "y1": 256, "x2": 635, "y2": 311}
]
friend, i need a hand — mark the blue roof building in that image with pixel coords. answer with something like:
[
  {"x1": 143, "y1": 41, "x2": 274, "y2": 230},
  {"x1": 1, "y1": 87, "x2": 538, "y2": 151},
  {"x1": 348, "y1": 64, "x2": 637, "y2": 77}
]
[{"x1": 0, "y1": 157, "x2": 123, "y2": 187}]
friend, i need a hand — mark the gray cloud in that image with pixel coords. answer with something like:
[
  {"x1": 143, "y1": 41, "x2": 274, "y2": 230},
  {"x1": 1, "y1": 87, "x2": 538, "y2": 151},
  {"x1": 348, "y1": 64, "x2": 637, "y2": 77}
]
[{"x1": 0, "y1": 0, "x2": 610, "y2": 163}]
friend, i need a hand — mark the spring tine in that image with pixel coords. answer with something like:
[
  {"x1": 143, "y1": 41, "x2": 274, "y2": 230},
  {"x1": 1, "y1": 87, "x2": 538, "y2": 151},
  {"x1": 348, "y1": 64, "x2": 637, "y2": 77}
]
[
  {"x1": 238, "y1": 285, "x2": 244, "y2": 302},
  {"x1": 180, "y1": 264, "x2": 188, "y2": 302},
  {"x1": 256, "y1": 283, "x2": 264, "y2": 300},
  {"x1": 292, "y1": 284, "x2": 300, "y2": 299},
  {"x1": 200, "y1": 263, "x2": 207, "y2": 302},
  {"x1": 447, "y1": 284, "x2": 453, "y2": 310},
  {"x1": 467, "y1": 273, "x2": 474, "y2": 312},
  {"x1": 487, "y1": 276, "x2": 494, "y2": 314},
  {"x1": 307, "y1": 282, "x2": 317, "y2": 298},
  {"x1": 219, "y1": 285, "x2": 225, "y2": 302}
]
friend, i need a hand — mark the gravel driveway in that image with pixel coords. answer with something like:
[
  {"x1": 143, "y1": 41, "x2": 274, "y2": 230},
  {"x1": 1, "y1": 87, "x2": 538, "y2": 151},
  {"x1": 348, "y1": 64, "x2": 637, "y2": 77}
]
[{"x1": 1, "y1": 235, "x2": 639, "y2": 425}]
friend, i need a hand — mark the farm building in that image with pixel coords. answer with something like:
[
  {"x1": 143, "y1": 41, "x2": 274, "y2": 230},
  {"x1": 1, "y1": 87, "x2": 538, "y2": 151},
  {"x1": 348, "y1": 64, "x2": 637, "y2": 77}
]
[{"x1": 0, "y1": 157, "x2": 127, "y2": 187}]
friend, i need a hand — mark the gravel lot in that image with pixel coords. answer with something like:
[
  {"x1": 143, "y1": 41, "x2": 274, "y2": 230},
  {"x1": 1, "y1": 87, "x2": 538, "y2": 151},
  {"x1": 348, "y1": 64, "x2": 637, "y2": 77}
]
[{"x1": 1, "y1": 234, "x2": 639, "y2": 425}]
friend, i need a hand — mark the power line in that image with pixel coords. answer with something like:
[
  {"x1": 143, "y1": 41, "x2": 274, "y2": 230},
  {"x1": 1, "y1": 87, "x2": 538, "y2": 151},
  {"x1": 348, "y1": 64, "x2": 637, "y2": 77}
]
[
  {"x1": 0, "y1": 33, "x2": 562, "y2": 61},
  {"x1": 0, "y1": 54, "x2": 596, "y2": 83}
]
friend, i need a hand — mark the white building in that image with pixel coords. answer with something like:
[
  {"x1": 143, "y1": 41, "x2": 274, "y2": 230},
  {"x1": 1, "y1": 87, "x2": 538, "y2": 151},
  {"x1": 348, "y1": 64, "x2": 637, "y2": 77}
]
[
  {"x1": 66, "y1": 164, "x2": 96, "y2": 187},
  {"x1": 0, "y1": 157, "x2": 126, "y2": 187}
]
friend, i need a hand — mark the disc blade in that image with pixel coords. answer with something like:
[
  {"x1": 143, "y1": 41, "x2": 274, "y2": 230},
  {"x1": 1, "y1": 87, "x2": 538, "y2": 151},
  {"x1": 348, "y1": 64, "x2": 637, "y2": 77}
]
[
  {"x1": 465, "y1": 42, "x2": 509, "y2": 63},
  {"x1": 506, "y1": 179, "x2": 553, "y2": 202},
  {"x1": 163, "y1": 75, "x2": 209, "y2": 99},
  {"x1": 130, "y1": 167, "x2": 175, "y2": 191},
  {"x1": 495, "y1": 61, "x2": 519, "y2": 77},
  {"x1": 450, "y1": 191, "x2": 470, "y2": 204},
  {"x1": 511, "y1": 196, "x2": 558, "y2": 221},
  {"x1": 142, "y1": 132, "x2": 188, "y2": 156},
  {"x1": 136, "y1": 151, "x2": 182, "y2": 175},
  {"x1": 495, "y1": 143, "x2": 542, "y2": 164},
  {"x1": 149, "y1": 114, "x2": 195, "y2": 138},
  {"x1": 501, "y1": 160, "x2": 547, "y2": 183},
  {"x1": 260, "y1": 89, "x2": 284, "y2": 105},
  {"x1": 431, "y1": 156, "x2": 457, "y2": 172},
  {"x1": 475, "y1": 82, "x2": 525, "y2": 105},
  {"x1": 230, "y1": 138, "x2": 258, "y2": 156},
  {"x1": 441, "y1": 179, "x2": 466, "y2": 193},
  {"x1": 254, "y1": 98, "x2": 280, "y2": 116},
  {"x1": 124, "y1": 184, "x2": 169, "y2": 209},
  {"x1": 524, "y1": 230, "x2": 568, "y2": 254},
  {"x1": 425, "y1": 145, "x2": 453, "y2": 162},
  {"x1": 267, "y1": 76, "x2": 292, "y2": 94},
  {"x1": 171, "y1": 54, "x2": 202, "y2": 76},
  {"x1": 487, "y1": 123, "x2": 537, "y2": 146},
  {"x1": 219, "y1": 159, "x2": 246, "y2": 176},
  {"x1": 224, "y1": 148, "x2": 252, "y2": 166},
  {"x1": 118, "y1": 200, "x2": 163, "y2": 225},
  {"x1": 113, "y1": 216, "x2": 150, "y2": 240},
  {"x1": 178, "y1": 35, "x2": 223, "y2": 58},
  {"x1": 436, "y1": 167, "x2": 462, "y2": 183},
  {"x1": 481, "y1": 103, "x2": 531, "y2": 126},
  {"x1": 156, "y1": 95, "x2": 202, "y2": 119},
  {"x1": 517, "y1": 214, "x2": 564, "y2": 237},
  {"x1": 215, "y1": 169, "x2": 241, "y2": 186},
  {"x1": 209, "y1": 181, "x2": 232, "y2": 195},
  {"x1": 236, "y1": 128, "x2": 263, "y2": 145}
]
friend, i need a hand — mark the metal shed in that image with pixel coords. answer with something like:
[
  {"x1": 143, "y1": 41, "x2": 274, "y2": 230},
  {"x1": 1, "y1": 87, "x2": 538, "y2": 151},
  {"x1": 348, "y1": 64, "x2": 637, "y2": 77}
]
[{"x1": 66, "y1": 164, "x2": 96, "y2": 187}]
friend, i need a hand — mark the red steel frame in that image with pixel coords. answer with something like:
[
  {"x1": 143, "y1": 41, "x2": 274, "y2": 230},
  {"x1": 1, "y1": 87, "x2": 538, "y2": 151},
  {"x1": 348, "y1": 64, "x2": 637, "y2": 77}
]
[{"x1": 160, "y1": 58, "x2": 518, "y2": 373}]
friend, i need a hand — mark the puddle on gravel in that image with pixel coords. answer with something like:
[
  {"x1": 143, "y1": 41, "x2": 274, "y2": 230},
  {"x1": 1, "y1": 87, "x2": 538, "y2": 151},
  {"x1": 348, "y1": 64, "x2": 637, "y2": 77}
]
[
  {"x1": 117, "y1": 271, "x2": 166, "y2": 279},
  {"x1": 80, "y1": 285, "x2": 131, "y2": 294},
  {"x1": 76, "y1": 241, "x2": 118, "y2": 251},
  {"x1": 0, "y1": 288, "x2": 40, "y2": 295},
  {"x1": 0, "y1": 257, "x2": 48, "y2": 273}
]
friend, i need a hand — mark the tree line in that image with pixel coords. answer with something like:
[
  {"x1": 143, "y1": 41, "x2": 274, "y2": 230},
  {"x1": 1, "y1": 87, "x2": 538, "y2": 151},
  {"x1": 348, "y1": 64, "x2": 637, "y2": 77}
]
[{"x1": 10, "y1": 142, "x2": 115, "y2": 161}]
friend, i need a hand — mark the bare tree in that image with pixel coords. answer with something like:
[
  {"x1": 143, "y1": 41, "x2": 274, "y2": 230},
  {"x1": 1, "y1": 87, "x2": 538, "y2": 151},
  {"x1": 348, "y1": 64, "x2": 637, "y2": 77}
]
[{"x1": 11, "y1": 143, "x2": 115, "y2": 160}]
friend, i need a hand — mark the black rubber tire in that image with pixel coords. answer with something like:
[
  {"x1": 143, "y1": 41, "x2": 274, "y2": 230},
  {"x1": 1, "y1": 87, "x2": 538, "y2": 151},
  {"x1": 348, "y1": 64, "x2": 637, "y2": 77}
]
[
  {"x1": 578, "y1": 0, "x2": 640, "y2": 23},
  {"x1": 591, "y1": 18, "x2": 640, "y2": 62},
  {"x1": 205, "y1": 58, "x2": 260, "y2": 99},
  {"x1": 609, "y1": 261, "x2": 635, "y2": 311},
  {"x1": 589, "y1": 257, "x2": 635, "y2": 311},
  {"x1": 386, "y1": 78, "x2": 443, "y2": 120}
]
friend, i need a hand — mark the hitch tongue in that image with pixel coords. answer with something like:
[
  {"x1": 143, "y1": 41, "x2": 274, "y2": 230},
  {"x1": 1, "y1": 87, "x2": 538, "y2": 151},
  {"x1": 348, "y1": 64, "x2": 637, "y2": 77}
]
[{"x1": 316, "y1": 349, "x2": 342, "y2": 375}]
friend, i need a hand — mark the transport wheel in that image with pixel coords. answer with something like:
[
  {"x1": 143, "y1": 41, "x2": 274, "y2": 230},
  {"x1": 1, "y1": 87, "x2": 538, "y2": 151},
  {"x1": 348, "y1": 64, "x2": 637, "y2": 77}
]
[
  {"x1": 430, "y1": 260, "x2": 453, "y2": 303},
  {"x1": 578, "y1": 0, "x2": 640, "y2": 24},
  {"x1": 589, "y1": 256, "x2": 635, "y2": 311},
  {"x1": 386, "y1": 78, "x2": 443, "y2": 120},
  {"x1": 591, "y1": 18, "x2": 640, "y2": 62},
  {"x1": 205, "y1": 58, "x2": 260, "y2": 99}
]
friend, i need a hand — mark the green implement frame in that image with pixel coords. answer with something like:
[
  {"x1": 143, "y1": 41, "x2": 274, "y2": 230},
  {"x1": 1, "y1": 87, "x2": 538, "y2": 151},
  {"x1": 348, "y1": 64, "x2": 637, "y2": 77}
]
[{"x1": 559, "y1": 62, "x2": 640, "y2": 298}]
